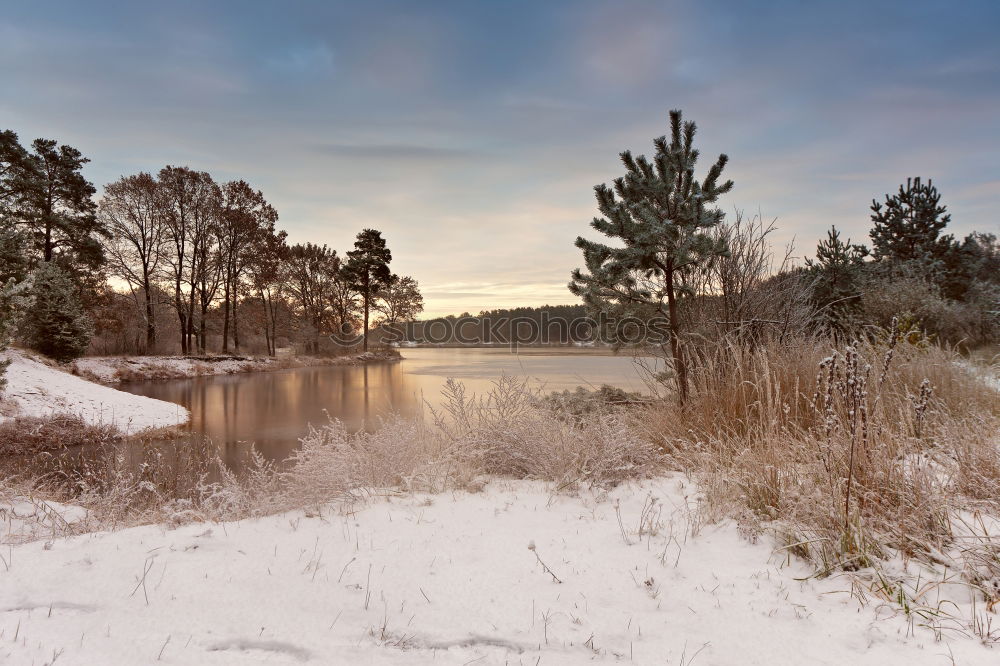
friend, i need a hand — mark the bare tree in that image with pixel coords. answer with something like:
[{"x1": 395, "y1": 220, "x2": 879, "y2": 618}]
[
  {"x1": 99, "y1": 173, "x2": 167, "y2": 352},
  {"x1": 247, "y1": 226, "x2": 288, "y2": 356},
  {"x1": 284, "y1": 243, "x2": 341, "y2": 354},
  {"x1": 218, "y1": 180, "x2": 278, "y2": 353},
  {"x1": 684, "y1": 210, "x2": 813, "y2": 346},
  {"x1": 159, "y1": 166, "x2": 220, "y2": 355},
  {"x1": 374, "y1": 275, "x2": 424, "y2": 329}
]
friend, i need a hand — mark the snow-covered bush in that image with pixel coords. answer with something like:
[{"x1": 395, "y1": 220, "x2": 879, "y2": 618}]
[
  {"x1": 279, "y1": 376, "x2": 660, "y2": 508},
  {"x1": 20, "y1": 262, "x2": 93, "y2": 362},
  {"x1": 0, "y1": 268, "x2": 30, "y2": 394}
]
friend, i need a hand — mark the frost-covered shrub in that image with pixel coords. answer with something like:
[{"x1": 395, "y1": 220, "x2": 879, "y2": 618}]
[
  {"x1": 279, "y1": 376, "x2": 661, "y2": 505},
  {"x1": 540, "y1": 385, "x2": 649, "y2": 419},
  {"x1": 21, "y1": 262, "x2": 93, "y2": 362}
]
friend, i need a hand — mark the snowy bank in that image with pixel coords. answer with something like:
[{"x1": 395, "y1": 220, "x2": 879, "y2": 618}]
[
  {"x1": 71, "y1": 350, "x2": 401, "y2": 384},
  {"x1": 0, "y1": 350, "x2": 188, "y2": 433},
  {"x1": 0, "y1": 477, "x2": 993, "y2": 665}
]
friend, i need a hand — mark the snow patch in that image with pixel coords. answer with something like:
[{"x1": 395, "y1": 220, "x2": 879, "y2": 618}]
[
  {"x1": 0, "y1": 477, "x2": 995, "y2": 664},
  {"x1": 0, "y1": 349, "x2": 188, "y2": 433}
]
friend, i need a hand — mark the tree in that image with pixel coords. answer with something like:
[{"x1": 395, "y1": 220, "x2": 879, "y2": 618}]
[
  {"x1": 284, "y1": 243, "x2": 342, "y2": 354},
  {"x1": 0, "y1": 130, "x2": 31, "y2": 222},
  {"x1": 0, "y1": 279, "x2": 25, "y2": 393},
  {"x1": 247, "y1": 225, "x2": 288, "y2": 356},
  {"x1": 159, "y1": 166, "x2": 221, "y2": 355},
  {"x1": 869, "y1": 177, "x2": 955, "y2": 267},
  {"x1": 20, "y1": 139, "x2": 105, "y2": 268},
  {"x1": 569, "y1": 110, "x2": 732, "y2": 403},
  {"x1": 99, "y1": 173, "x2": 167, "y2": 352},
  {"x1": 344, "y1": 229, "x2": 392, "y2": 352},
  {"x1": 805, "y1": 226, "x2": 869, "y2": 335},
  {"x1": 0, "y1": 130, "x2": 29, "y2": 385},
  {"x1": 374, "y1": 275, "x2": 424, "y2": 330},
  {"x1": 21, "y1": 262, "x2": 93, "y2": 361},
  {"x1": 0, "y1": 227, "x2": 29, "y2": 285},
  {"x1": 217, "y1": 180, "x2": 278, "y2": 353}
]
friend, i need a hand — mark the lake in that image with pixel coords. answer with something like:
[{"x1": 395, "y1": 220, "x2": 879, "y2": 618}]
[{"x1": 117, "y1": 347, "x2": 657, "y2": 469}]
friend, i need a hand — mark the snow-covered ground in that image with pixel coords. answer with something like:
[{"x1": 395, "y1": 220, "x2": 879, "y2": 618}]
[
  {"x1": 1, "y1": 349, "x2": 188, "y2": 433},
  {"x1": 0, "y1": 477, "x2": 992, "y2": 665},
  {"x1": 71, "y1": 351, "x2": 399, "y2": 384}
]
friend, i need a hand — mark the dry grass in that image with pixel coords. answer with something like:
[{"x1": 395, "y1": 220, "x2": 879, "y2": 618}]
[
  {"x1": 0, "y1": 415, "x2": 120, "y2": 456},
  {"x1": 282, "y1": 376, "x2": 659, "y2": 506},
  {"x1": 638, "y1": 330, "x2": 1000, "y2": 572}
]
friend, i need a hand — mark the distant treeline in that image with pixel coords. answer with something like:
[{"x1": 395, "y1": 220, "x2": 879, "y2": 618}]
[{"x1": 392, "y1": 304, "x2": 600, "y2": 345}]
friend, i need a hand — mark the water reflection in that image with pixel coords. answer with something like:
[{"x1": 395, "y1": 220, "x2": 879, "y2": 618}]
[{"x1": 119, "y1": 347, "x2": 653, "y2": 470}]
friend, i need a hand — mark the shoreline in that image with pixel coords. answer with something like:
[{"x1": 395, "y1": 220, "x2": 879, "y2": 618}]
[
  {"x1": 0, "y1": 349, "x2": 191, "y2": 433},
  {"x1": 70, "y1": 349, "x2": 402, "y2": 385}
]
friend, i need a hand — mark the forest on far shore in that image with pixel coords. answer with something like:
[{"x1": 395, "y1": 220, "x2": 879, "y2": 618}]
[{"x1": 0, "y1": 130, "x2": 424, "y2": 362}]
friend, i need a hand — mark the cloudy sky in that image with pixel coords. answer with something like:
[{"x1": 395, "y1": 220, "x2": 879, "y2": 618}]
[{"x1": 2, "y1": 0, "x2": 998, "y2": 317}]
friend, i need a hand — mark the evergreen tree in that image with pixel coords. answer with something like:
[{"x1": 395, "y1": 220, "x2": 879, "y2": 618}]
[
  {"x1": 0, "y1": 227, "x2": 29, "y2": 285},
  {"x1": 0, "y1": 274, "x2": 26, "y2": 394},
  {"x1": 869, "y1": 177, "x2": 956, "y2": 268},
  {"x1": 21, "y1": 262, "x2": 94, "y2": 361},
  {"x1": 569, "y1": 110, "x2": 732, "y2": 403},
  {"x1": 0, "y1": 130, "x2": 32, "y2": 221},
  {"x1": 344, "y1": 229, "x2": 392, "y2": 352},
  {"x1": 20, "y1": 139, "x2": 105, "y2": 269},
  {"x1": 805, "y1": 226, "x2": 868, "y2": 334}
]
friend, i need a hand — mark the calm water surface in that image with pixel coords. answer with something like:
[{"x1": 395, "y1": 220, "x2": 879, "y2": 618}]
[{"x1": 119, "y1": 347, "x2": 654, "y2": 468}]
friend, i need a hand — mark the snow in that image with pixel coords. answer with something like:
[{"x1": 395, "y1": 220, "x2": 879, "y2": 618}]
[
  {"x1": 0, "y1": 476, "x2": 993, "y2": 665},
  {"x1": 0, "y1": 349, "x2": 189, "y2": 433},
  {"x1": 71, "y1": 351, "x2": 400, "y2": 384},
  {"x1": 1, "y1": 497, "x2": 89, "y2": 545},
  {"x1": 71, "y1": 355, "x2": 273, "y2": 383}
]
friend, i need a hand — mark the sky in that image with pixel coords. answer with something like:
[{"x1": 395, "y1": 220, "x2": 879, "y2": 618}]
[{"x1": 2, "y1": 0, "x2": 998, "y2": 318}]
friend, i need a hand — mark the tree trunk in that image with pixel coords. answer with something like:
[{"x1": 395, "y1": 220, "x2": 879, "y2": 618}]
[
  {"x1": 175, "y1": 279, "x2": 187, "y2": 355},
  {"x1": 232, "y1": 294, "x2": 240, "y2": 352},
  {"x1": 186, "y1": 286, "x2": 197, "y2": 357},
  {"x1": 199, "y1": 303, "x2": 208, "y2": 354},
  {"x1": 363, "y1": 293, "x2": 369, "y2": 352},
  {"x1": 665, "y1": 267, "x2": 688, "y2": 405},
  {"x1": 221, "y1": 282, "x2": 230, "y2": 353},
  {"x1": 44, "y1": 219, "x2": 53, "y2": 262},
  {"x1": 144, "y1": 287, "x2": 156, "y2": 353},
  {"x1": 261, "y1": 288, "x2": 275, "y2": 357}
]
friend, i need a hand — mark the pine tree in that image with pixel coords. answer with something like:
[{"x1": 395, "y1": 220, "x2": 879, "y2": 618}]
[
  {"x1": 0, "y1": 130, "x2": 32, "y2": 220},
  {"x1": 805, "y1": 226, "x2": 868, "y2": 334},
  {"x1": 21, "y1": 262, "x2": 94, "y2": 361},
  {"x1": 869, "y1": 177, "x2": 955, "y2": 266},
  {"x1": 21, "y1": 139, "x2": 105, "y2": 269},
  {"x1": 344, "y1": 229, "x2": 392, "y2": 352},
  {"x1": 569, "y1": 110, "x2": 732, "y2": 403},
  {"x1": 0, "y1": 228, "x2": 27, "y2": 390}
]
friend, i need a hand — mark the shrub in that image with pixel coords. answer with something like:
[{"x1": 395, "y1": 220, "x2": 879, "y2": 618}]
[
  {"x1": 21, "y1": 262, "x2": 93, "y2": 362},
  {"x1": 860, "y1": 272, "x2": 986, "y2": 345}
]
